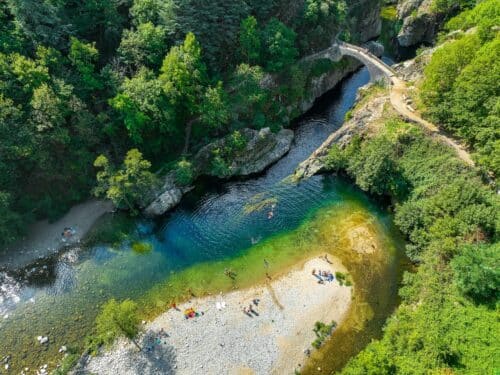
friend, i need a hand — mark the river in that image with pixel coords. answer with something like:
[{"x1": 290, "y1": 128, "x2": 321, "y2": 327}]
[{"x1": 0, "y1": 60, "x2": 406, "y2": 374}]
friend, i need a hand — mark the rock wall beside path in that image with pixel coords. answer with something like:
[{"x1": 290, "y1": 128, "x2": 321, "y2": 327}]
[
  {"x1": 294, "y1": 88, "x2": 390, "y2": 179},
  {"x1": 396, "y1": 0, "x2": 451, "y2": 47}
]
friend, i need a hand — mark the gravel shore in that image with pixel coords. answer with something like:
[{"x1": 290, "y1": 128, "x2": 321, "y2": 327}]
[
  {"x1": 0, "y1": 200, "x2": 113, "y2": 270},
  {"x1": 85, "y1": 257, "x2": 352, "y2": 375}
]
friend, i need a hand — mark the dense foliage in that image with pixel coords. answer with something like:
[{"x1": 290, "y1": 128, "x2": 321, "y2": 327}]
[
  {"x1": 0, "y1": 0, "x2": 353, "y2": 247},
  {"x1": 420, "y1": 0, "x2": 500, "y2": 176},
  {"x1": 326, "y1": 114, "x2": 499, "y2": 373}
]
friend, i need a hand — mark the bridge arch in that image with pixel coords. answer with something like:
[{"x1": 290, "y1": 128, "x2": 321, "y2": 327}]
[{"x1": 337, "y1": 42, "x2": 394, "y2": 82}]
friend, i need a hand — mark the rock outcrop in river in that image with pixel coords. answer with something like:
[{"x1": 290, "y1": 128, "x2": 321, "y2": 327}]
[{"x1": 144, "y1": 128, "x2": 293, "y2": 217}]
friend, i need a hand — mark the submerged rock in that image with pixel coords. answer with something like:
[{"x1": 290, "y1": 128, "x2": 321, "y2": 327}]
[{"x1": 37, "y1": 336, "x2": 49, "y2": 344}]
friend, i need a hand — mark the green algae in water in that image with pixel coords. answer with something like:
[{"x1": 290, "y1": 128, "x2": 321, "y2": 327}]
[
  {"x1": 243, "y1": 193, "x2": 278, "y2": 215},
  {"x1": 131, "y1": 241, "x2": 153, "y2": 254}
]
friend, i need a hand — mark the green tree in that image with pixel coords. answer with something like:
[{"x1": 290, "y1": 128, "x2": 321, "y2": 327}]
[
  {"x1": 0, "y1": 3, "x2": 28, "y2": 54},
  {"x1": 95, "y1": 299, "x2": 142, "y2": 350},
  {"x1": 69, "y1": 0, "x2": 124, "y2": 53},
  {"x1": 167, "y1": 0, "x2": 250, "y2": 71},
  {"x1": 199, "y1": 81, "x2": 230, "y2": 134},
  {"x1": 159, "y1": 32, "x2": 229, "y2": 152},
  {"x1": 118, "y1": 22, "x2": 168, "y2": 70},
  {"x1": 110, "y1": 67, "x2": 173, "y2": 153},
  {"x1": 6, "y1": 0, "x2": 69, "y2": 47},
  {"x1": 451, "y1": 243, "x2": 500, "y2": 303},
  {"x1": 420, "y1": 33, "x2": 481, "y2": 122},
  {"x1": 68, "y1": 37, "x2": 102, "y2": 96},
  {"x1": 297, "y1": 0, "x2": 348, "y2": 53},
  {"x1": 229, "y1": 63, "x2": 269, "y2": 128},
  {"x1": 262, "y1": 18, "x2": 298, "y2": 72},
  {"x1": 238, "y1": 16, "x2": 261, "y2": 64},
  {"x1": 9, "y1": 53, "x2": 49, "y2": 97},
  {"x1": 130, "y1": 0, "x2": 176, "y2": 28},
  {"x1": 174, "y1": 158, "x2": 195, "y2": 186},
  {"x1": 346, "y1": 136, "x2": 403, "y2": 197},
  {"x1": 93, "y1": 149, "x2": 158, "y2": 213},
  {"x1": 30, "y1": 83, "x2": 64, "y2": 132}
]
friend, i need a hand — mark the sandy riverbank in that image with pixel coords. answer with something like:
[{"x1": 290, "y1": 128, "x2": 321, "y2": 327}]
[
  {"x1": 0, "y1": 200, "x2": 113, "y2": 270},
  {"x1": 85, "y1": 257, "x2": 352, "y2": 375}
]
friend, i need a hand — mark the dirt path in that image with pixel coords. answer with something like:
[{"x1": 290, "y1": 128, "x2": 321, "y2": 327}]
[
  {"x1": 0, "y1": 199, "x2": 114, "y2": 270},
  {"x1": 390, "y1": 77, "x2": 474, "y2": 165},
  {"x1": 341, "y1": 43, "x2": 475, "y2": 166}
]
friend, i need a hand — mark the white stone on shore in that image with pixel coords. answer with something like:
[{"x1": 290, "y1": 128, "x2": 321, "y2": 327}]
[{"x1": 37, "y1": 336, "x2": 49, "y2": 344}]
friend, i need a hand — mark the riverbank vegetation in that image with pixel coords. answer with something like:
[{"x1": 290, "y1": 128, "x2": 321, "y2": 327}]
[
  {"x1": 322, "y1": 75, "x2": 499, "y2": 374},
  {"x1": 0, "y1": 0, "x2": 354, "y2": 247}
]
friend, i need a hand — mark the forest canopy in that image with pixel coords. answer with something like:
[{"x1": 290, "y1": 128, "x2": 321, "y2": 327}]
[{"x1": 0, "y1": 0, "x2": 349, "y2": 246}]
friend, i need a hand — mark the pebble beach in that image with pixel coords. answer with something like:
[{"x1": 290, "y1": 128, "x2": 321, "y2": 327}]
[{"x1": 85, "y1": 257, "x2": 352, "y2": 375}]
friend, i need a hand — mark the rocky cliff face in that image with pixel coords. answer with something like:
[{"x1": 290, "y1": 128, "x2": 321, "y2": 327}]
[
  {"x1": 396, "y1": 0, "x2": 448, "y2": 47},
  {"x1": 294, "y1": 86, "x2": 389, "y2": 179},
  {"x1": 348, "y1": 0, "x2": 382, "y2": 41},
  {"x1": 298, "y1": 41, "x2": 384, "y2": 114}
]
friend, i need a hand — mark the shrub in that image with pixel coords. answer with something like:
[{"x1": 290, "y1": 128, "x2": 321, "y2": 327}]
[
  {"x1": 451, "y1": 243, "x2": 500, "y2": 303},
  {"x1": 312, "y1": 320, "x2": 337, "y2": 348},
  {"x1": 175, "y1": 158, "x2": 195, "y2": 186},
  {"x1": 210, "y1": 149, "x2": 231, "y2": 178}
]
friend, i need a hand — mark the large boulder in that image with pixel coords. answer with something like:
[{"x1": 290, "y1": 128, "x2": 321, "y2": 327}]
[
  {"x1": 143, "y1": 175, "x2": 191, "y2": 217},
  {"x1": 143, "y1": 127, "x2": 294, "y2": 217},
  {"x1": 235, "y1": 128, "x2": 294, "y2": 176},
  {"x1": 194, "y1": 128, "x2": 294, "y2": 177}
]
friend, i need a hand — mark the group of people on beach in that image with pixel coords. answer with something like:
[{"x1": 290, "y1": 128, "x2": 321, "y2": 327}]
[
  {"x1": 312, "y1": 268, "x2": 334, "y2": 284},
  {"x1": 243, "y1": 299, "x2": 260, "y2": 317}
]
